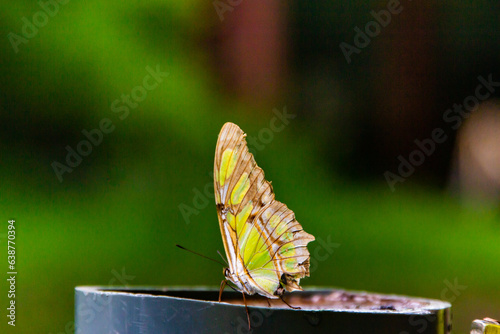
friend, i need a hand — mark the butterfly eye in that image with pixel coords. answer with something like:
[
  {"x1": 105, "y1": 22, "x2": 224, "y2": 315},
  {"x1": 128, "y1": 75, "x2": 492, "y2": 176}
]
[{"x1": 224, "y1": 268, "x2": 230, "y2": 277}]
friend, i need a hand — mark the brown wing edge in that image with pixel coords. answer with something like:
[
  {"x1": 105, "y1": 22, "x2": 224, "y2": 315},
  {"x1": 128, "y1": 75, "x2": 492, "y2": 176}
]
[
  {"x1": 270, "y1": 203, "x2": 315, "y2": 293},
  {"x1": 213, "y1": 122, "x2": 246, "y2": 273},
  {"x1": 214, "y1": 122, "x2": 316, "y2": 295}
]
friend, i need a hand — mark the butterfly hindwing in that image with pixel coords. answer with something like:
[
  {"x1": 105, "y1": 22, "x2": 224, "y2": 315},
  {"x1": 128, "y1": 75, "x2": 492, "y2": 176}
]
[{"x1": 214, "y1": 122, "x2": 315, "y2": 299}]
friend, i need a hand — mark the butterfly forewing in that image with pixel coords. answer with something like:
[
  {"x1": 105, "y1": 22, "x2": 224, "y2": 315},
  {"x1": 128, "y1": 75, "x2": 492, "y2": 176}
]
[{"x1": 214, "y1": 122, "x2": 315, "y2": 299}]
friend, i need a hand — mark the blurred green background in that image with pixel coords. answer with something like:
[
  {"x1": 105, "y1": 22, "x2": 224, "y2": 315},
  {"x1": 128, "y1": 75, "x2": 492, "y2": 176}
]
[{"x1": 1, "y1": 1, "x2": 500, "y2": 333}]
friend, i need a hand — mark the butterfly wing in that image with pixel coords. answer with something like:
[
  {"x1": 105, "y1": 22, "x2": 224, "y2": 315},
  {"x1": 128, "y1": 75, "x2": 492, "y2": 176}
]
[{"x1": 214, "y1": 122, "x2": 315, "y2": 298}]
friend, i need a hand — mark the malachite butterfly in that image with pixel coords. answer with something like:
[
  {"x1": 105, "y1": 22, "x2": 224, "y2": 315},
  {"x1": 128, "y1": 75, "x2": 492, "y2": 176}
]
[{"x1": 214, "y1": 122, "x2": 315, "y2": 300}]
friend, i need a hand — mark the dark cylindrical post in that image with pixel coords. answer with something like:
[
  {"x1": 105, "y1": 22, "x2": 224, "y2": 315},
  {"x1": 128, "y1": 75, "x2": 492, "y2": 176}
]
[{"x1": 75, "y1": 287, "x2": 451, "y2": 334}]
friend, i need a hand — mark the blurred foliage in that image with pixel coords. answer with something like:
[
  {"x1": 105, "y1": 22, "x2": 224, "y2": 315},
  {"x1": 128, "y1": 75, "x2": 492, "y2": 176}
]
[{"x1": 0, "y1": 1, "x2": 499, "y2": 333}]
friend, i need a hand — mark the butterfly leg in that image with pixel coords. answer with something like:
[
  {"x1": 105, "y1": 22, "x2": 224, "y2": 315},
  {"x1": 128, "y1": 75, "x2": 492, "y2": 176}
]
[
  {"x1": 241, "y1": 291, "x2": 251, "y2": 330},
  {"x1": 266, "y1": 298, "x2": 271, "y2": 308},
  {"x1": 279, "y1": 295, "x2": 301, "y2": 310},
  {"x1": 219, "y1": 279, "x2": 227, "y2": 302}
]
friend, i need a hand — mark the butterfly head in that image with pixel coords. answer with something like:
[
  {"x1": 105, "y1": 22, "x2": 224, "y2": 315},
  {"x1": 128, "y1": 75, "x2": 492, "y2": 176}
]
[
  {"x1": 223, "y1": 267, "x2": 237, "y2": 284},
  {"x1": 223, "y1": 267, "x2": 247, "y2": 292}
]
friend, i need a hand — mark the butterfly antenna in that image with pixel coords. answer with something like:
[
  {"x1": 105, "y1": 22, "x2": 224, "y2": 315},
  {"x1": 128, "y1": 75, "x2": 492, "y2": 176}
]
[
  {"x1": 217, "y1": 250, "x2": 228, "y2": 266},
  {"x1": 176, "y1": 244, "x2": 226, "y2": 267}
]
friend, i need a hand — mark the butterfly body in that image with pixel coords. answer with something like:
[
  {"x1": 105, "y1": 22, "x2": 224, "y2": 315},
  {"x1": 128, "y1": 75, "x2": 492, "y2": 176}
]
[{"x1": 214, "y1": 122, "x2": 315, "y2": 300}]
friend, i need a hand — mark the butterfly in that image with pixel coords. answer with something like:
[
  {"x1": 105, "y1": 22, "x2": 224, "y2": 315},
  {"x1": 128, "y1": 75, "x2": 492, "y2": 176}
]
[{"x1": 214, "y1": 122, "x2": 315, "y2": 306}]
